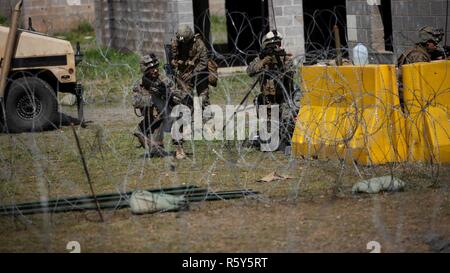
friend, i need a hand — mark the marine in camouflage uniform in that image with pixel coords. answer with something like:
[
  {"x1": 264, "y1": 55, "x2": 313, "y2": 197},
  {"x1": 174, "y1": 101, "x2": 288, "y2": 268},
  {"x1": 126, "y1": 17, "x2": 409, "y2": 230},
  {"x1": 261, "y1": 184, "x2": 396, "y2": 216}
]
[
  {"x1": 246, "y1": 30, "x2": 297, "y2": 151},
  {"x1": 397, "y1": 26, "x2": 448, "y2": 109},
  {"x1": 132, "y1": 53, "x2": 187, "y2": 159},
  {"x1": 398, "y1": 26, "x2": 447, "y2": 66},
  {"x1": 398, "y1": 44, "x2": 432, "y2": 65},
  {"x1": 171, "y1": 25, "x2": 210, "y2": 108}
]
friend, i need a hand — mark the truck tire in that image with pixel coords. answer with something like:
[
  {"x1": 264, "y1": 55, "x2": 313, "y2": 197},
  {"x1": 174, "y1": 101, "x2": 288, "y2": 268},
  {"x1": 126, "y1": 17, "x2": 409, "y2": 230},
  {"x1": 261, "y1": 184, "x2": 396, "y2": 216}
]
[{"x1": 5, "y1": 77, "x2": 58, "y2": 133}]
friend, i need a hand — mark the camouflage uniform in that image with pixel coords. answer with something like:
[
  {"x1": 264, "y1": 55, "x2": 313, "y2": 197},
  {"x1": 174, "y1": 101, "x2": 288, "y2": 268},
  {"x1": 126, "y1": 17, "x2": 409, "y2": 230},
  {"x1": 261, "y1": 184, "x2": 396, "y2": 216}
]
[
  {"x1": 246, "y1": 31, "x2": 297, "y2": 150},
  {"x1": 171, "y1": 25, "x2": 209, "y2": 108},
  {"x1": 397, "y1": 44, "x2": 432, "y2": 66},
  {"x1": 397, "y1": 27, "x2": 447, "y2": 110},
  {"x1": 398, "y1": 26, "x2": 447, "y2": 66},
  {"x1": 132, "y1": 54, "x2": 186, "y2": 158},
  {"x1": 247, "y1": 55, "x2": 295, "y2": 104}
]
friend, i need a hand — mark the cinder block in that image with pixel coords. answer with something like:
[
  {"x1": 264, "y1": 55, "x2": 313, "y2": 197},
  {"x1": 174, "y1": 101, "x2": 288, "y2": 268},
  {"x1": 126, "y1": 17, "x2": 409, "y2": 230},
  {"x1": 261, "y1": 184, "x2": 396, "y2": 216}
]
[
  {"x1": 275, "y1": 16, "x2": 293, "y2": 27},
  {"x1": 274, "y1": 0, "x2": 293, "y2": 7},
  {"x1": 284, "y1": 26, "x2": 302, "y2": 37},
  {"x1": 282, "y1": 5, "x2": 302, "y2": 16}
]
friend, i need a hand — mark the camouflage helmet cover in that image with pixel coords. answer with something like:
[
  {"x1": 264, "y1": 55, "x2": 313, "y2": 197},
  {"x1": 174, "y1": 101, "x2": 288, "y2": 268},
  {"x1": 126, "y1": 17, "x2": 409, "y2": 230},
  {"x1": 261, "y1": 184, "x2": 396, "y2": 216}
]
[
  {"x1": 261, "y1": 30, "x2": 283, "y2": 49},
  {"x1": 418, "y1": 26, "x2": 444, "y2": 44},
  {"x1": 176, "y1": 25, "x2": 194, "y2": 42},
  {"x1": 140, "y1": 53, "x2": 159, "y2": 73}
]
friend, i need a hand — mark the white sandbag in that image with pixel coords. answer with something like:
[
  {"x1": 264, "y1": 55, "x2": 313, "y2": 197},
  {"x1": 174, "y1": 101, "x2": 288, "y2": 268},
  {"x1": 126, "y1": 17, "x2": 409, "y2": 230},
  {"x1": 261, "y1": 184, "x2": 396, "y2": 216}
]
[
  {"x1": 129, "y1": 190, "x2": 187, "y2": 214},
  {"x1": 352, "y1": 176, "x2": 405, "y2": 194}
]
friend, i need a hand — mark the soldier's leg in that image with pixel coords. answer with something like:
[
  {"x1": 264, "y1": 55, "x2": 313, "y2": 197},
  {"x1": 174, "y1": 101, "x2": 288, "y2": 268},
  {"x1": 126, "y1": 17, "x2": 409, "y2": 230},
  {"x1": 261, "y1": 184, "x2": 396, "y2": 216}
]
[
  {"x1": 194, "y1": 72, "x2": 210, "y2": 108},
  {"x1": 133, "y1": 127, "x2": 147, "y2": 148},
  {"x1": 147, "y1": 123, "x2": 169, "y2": 157},
  {"x1": 278, "y1": 102, "x2": 295, "y2": 151},
  {"x1": 134, "y1": 107, "x2": 152, "y2": 148},
  {"x1": 199, "y1": 88, "x2": 209, "y2": 109},
  {"x1": 163, "y1": 109, "x2": 186, "y2": 159}
]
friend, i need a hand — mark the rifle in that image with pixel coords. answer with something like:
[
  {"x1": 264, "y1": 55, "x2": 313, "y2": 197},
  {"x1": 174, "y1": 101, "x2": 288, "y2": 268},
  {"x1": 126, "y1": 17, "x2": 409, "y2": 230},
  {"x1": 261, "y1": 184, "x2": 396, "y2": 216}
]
[
  {"x1": 430, "y1": 45, "x2": 450, "y2": 60},
  {"x1": 259, "y1": 39, "x2": 290, "y2": 75},
  {"x1": 258, "y1": 44, "x2": 296, "y2": 104},
  {"x1": 164, "y1": 44, "x2": 176, "y2": 82},
  {"x1": 259, "y1": 45, "x2": 287, "y2": 59}
]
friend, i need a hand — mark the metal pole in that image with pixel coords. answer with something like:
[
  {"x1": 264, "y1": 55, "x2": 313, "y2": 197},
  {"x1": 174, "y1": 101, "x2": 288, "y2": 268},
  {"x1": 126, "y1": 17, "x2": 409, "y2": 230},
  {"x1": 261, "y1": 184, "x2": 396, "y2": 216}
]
[
  {"x1": 2, "y1": 186, "x2": 206, "y2": 212},
  {"x1": 71, "y1": 124, "x2": 104, "y2": 222},
  {"x1": 0, "y1": 0, "x2": 23, "y2": 99},
  {"x1": 222, "y1": 78, "x2": 259, "y2": 132},
  {"x1": 1, "y1": 189, "x2": 259, "y2": 216},
  {"x1": 334, "y1": 25, "x2": 343, "y2": 66},
  {"x1": 0, "y1": 1, "x2": 23, "y2": 130},
  {"x1": 445, "y1": 0, "x2": 449, "y2": 47}
]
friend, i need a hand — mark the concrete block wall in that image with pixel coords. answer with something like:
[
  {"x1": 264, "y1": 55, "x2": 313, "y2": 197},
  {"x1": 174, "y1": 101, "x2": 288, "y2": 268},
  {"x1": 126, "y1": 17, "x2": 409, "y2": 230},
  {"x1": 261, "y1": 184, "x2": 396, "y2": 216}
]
[
  {"x1": 346, "y1": 0, "x2": 384, "y2": 51},
  {"x1": 1, "y1": 0, "x2": 95, "y2": 33},
  {"x1": 0, "y1": 0, "x2": 15, "y2": 21},
  {"x1": 269, "y1": 0, "x2": 305, "y2": 56},
  {"x1": 95, "y1": 0, "x2": 193, "y2": 58},
  {"x1": 391, "y1": 0, "x2": 450, "y2": 55},
  {"x1": 94, "y1": 0, "x2": 450, "y2": 61},
  {"x1": 166, "y1": 0, "x2": 194, "y2": 39},
  {"x1": 346, "y1": 0, "x2": 450, "y2": 57}
]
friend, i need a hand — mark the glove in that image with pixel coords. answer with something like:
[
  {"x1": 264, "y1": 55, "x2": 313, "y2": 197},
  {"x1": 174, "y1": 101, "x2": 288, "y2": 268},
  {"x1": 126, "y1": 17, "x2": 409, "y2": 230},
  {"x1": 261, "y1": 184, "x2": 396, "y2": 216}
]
[
  {"x1": 181, "y1": 73, "x2": 191, "y2": 82},
  {"x1": 132, "y1": 84, "x2": 143, "y2": 93},
  {"x1": 262, "y1": 55, "x2": 274, "y2": 65}
]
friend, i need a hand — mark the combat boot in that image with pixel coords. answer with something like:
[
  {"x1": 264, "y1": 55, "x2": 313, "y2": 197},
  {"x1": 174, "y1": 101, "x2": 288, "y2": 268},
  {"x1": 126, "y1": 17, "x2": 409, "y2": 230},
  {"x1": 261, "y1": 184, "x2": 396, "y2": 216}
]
[
  {"x1": 175, "y1": 146, "x2": 186, "y2": 159},
  {"x1": 133, "y1": 132, "x2": 147, "y2": 148},
  {"x1": 146, "y1": 145, "x2": 169, "y2": 158}
]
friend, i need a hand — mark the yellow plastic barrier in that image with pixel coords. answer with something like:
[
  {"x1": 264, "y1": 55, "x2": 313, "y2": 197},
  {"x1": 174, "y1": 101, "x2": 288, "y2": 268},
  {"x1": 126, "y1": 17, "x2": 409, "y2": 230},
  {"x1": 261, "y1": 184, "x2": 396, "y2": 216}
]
[
  {"x1": 292, "y1": 65, "x2": 407, "y2": 165},
  {"x1": 402, "y1": 60, "x2": 450, "y2": 163}
]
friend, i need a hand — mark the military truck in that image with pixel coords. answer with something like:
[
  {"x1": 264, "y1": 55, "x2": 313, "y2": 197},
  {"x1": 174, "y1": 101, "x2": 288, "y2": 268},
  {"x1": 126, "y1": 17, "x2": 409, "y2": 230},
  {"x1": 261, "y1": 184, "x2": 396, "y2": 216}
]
[{"x1": 0, "y1": 0, "x2": 83, "y2": 133}]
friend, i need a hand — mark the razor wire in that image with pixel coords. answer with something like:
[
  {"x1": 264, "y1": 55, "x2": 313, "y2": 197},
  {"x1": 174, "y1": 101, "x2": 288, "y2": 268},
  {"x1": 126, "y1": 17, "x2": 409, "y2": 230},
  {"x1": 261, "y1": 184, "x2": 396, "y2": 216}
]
[{"x1": 0, "y1": 6, "x2": 449, "y2": 252}]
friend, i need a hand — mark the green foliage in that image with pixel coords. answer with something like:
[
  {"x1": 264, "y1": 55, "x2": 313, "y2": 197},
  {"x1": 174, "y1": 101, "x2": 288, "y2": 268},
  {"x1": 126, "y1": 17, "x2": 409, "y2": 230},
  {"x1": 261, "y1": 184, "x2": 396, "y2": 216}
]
[
  {"x1": 52, "y1": 21, "x2": 142, "y2": 103},
  {"x1": 0, "y1": 15, "x2": 8, "y2": 26},
  {"x1": 77, "y1": 47, "x2": 140, "y2": 103},
  {"x1": 210, "y1": 15, "x2": 227, "y2": 44},
  {"x1": 77, "y1": 20, "x2": 94, "y2": 34},
  {"x1": 55, "y1": 21, "x2": 95, "y2": 48}
]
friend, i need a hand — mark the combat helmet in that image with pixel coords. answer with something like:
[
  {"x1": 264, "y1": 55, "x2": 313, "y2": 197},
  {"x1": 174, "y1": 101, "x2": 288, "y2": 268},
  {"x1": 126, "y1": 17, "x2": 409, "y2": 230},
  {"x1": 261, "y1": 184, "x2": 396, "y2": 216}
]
[
  {"x1": 418, "y1": 26, "x2": 444, "y2": 44},
  {"x1": 176, "y1": 25, "x2": 194, "y2": 43},
  {"x1": 140, "y1": 53, "x2": 159, "y2": 73},
  {"x1": 262, "y1": 30, "x2": 283, "y2": 49}
]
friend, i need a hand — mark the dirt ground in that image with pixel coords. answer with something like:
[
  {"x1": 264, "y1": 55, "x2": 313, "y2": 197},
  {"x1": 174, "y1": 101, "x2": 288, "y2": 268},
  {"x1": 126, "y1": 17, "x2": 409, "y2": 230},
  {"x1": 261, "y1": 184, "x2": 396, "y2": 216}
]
[{"x1": 0, "y1": 103, "x2": 449, "y2": 253}]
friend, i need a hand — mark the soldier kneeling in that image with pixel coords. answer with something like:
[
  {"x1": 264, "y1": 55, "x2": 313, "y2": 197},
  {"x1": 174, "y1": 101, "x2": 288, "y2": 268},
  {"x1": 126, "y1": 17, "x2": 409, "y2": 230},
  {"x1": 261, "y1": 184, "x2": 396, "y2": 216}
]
[{"x1": 132, "y1": 53, "x2": 187, "y2": 159}]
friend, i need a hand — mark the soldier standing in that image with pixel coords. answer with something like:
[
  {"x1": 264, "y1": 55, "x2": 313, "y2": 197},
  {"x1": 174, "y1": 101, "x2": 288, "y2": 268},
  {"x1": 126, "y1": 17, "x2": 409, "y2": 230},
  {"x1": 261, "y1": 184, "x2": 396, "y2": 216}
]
[
  {"x1": 171, "y1": 25, "x2": 210, "y2": 109},
  {"x1": 132, "y1": 54, "x2": 187, "y2": 159},
  {"x1": 246, "y1": 30, "x2": 297, "y2": 151}
]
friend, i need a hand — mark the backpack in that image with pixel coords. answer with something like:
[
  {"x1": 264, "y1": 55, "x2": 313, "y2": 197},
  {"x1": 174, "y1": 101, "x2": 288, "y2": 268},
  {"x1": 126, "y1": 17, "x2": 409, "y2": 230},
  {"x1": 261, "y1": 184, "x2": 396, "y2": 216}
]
[{"x1": 208, "y1": 58, "x2": 218, "y2": 87}]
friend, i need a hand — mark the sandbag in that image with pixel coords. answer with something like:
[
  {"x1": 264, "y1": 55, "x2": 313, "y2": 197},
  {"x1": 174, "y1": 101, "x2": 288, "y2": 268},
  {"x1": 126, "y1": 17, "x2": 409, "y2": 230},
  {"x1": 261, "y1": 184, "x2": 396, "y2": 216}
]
[
  {"x1": 352, "y1": 176, "x2": 405, "y2": 194},
  {"x1": 129, "y1": 190, "x2": 188, "y2": 214}
]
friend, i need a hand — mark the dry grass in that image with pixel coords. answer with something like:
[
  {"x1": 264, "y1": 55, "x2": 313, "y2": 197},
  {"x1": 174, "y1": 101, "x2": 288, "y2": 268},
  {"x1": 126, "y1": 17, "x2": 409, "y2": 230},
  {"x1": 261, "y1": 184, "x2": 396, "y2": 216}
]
[
  {"x1": 0, "y1": 30, "x2": 449, "y2": 251},
  {"x1": 0, "y1": 98, "x2": 448, "y2": 252}
]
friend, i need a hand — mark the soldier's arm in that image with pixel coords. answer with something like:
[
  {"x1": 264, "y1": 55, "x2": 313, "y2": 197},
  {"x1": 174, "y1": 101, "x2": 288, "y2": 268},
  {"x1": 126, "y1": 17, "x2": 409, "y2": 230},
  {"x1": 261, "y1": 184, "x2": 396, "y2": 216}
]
[
  {"x1": 171, "y1": 39, "x2": 179, "y2": 68},
  {"x1": 131, "y1": 84, "x2": 152, "y2": 109},
  {"x1": 161, "y1": 77, "x2": 186, "y2": 104},
  {"x1": 247, "y1": 56, "x2": 272, "y2": 77},
  {"x1": 402, "y1": 49, "x2": 430, "y2": 64}
]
